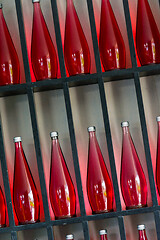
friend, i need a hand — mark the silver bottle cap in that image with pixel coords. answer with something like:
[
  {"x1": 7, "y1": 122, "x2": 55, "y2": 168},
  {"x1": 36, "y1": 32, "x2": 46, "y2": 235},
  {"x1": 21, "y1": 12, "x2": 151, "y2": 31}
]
[
  {"x1": 66, "y1": 235, "x2": 74, "y2": 240},
  {"x1": 137, "y1": 224, "x2": 145, "y2": 230},
  {"x1": 121, "y1": 121, "x2": 129, "y2": 127},
  {"x1": 87, "y1": 126, "x2": 96, "y2": 132},
  {"x1": 0, "y1": 3, "x2": 3, "y2": 9},
  {"x1": 50, "y1": 131, "x2": 58, "y2": 139},
  {"x1": 32, "y1": 0, "x2": 40, "y2": 3},
  {"x1": 99, "y1": 230, "x2": 107, "y2": 235},
  {"x1": 156, "y1": 116, "x2": 160, "y2": 122},
  {"x1": 13, "y1": 137, "x2": 22, "y2": 142}
]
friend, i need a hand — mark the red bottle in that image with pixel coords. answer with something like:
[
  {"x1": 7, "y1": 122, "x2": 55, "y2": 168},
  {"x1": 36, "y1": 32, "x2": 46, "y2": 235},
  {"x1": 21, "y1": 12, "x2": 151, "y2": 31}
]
[
  {"x1": 49, "y1": 132, "x2": 76, "y2": 219},
  {"x1": 0, "y1": 3, "x2": 20, "y2": 86},
  {"x1": 156, "y1": 116, "x2": 160, "y2": 195},
  {"x1": 99, "y1": 230, "x2": 108, "y2": 240},
  {"x1": 137, "y1": 225, "x2": 148, "y2": 240},
  {"x1": 13, "y1": 137, "x2": 40, "y2": 224},
  {"x1": 64, "y1": 0, "x2": 91, "y2": 76},
  {"x1": 136, "y1": 0, "x2": 160, "y2": 65},
  {"x1": 99, "y1": 0, "x2": 126, "y2": 71},
  {"x1": 0, "y1": 187, "x2": 6, "y2": 227},
  {"x1": 31, "y1": 0, "x2": 57, "y2": 81},
  {"x1": 120, "y1": 122, "x2": 147, "y2": 209},
  {"x1": 87, "y1": 126, "x2": 113, "y2": 214}
]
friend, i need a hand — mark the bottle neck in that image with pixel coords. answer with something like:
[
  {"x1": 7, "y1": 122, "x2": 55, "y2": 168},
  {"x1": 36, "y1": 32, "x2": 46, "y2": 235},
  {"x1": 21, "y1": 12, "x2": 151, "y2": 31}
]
[
  {"x1": 15, "y1": 141, "x2": 23, "y2": 149},
  {"x1": 33, "y1": 2, "x2": 41, "y2": 13},
  {"x1": 122, "y1": 126, "x2": 130, "y2": 135},
  {"x1": 88, "y1": 131, "x2": 96, "y2": 139},
  {"x1": 138, "y1": 229, "x2": 147, "y2": 239}
]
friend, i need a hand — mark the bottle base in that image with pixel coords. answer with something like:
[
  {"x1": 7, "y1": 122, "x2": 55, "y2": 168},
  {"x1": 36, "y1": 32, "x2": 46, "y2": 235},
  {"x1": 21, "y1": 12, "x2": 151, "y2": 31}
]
[
  {"x1": 18, "y1": 220, "x2": 39, "y2": 225},
  {"x1": 92, "y1": 209, "x2": 113, "y2": 214},
  {"x1": 55, "y1": 214, "x2": 76, "y2": 220},
  {"x1": 126, "y1": 204, "x2": 147, "y2": 210}
]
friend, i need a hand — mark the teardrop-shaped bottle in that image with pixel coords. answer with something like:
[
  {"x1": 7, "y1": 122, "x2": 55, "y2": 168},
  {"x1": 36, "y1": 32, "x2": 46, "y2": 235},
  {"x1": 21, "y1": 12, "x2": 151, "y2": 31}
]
[
  {"x1": 0, "y1": 187, "x2": 6, "y2": 227},
  {"x1": 138, "y1": 225, "x2": 148, "y2": 240},
  {"x1": 136, "y1": 0, "x2": 160, "y2": 65},
  {"x1": 99, "y1": 0, "x2": 126, "y2": 71},
  {"x1": 120, "y1": 122, "x2": 147, "y2": 209},
  {"x1": 156, "y1": 116, "x2": 160, "y2": 196},
  {"x1": 13, "y1": 137, "x2": 40, "y2": 224},
  {"x1": 49, "y1": 132, "x2": 76, "y2": 219},
  {"x1": 0, "y1": 3, "x2": 20, "y2": 86},
  {"x1": 31, "y1": 0, "x2": 58, "y2": 81},
  {"x1": 87, "y1": 126, "x2": 113, "y2": 214},
  {"x1": 99, "y1": 230, "x2": 108, "y2": 240},
  {"x1": 64, "y1": 0, "x2": 91, "y2": 76}
]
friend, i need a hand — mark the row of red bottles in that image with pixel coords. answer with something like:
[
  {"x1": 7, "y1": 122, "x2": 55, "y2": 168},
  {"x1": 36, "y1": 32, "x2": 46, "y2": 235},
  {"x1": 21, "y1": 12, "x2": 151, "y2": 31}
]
[
  {"x1": 1, "y1": 0, "x2": 160, "y2": 85},
  {"x1": 66, "y1": 225, "x2": 148, "y2": 240}
]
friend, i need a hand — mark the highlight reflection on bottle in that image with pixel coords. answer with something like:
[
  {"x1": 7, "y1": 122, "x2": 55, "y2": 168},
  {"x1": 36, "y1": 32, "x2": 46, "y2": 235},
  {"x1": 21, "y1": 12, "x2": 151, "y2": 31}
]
[
  {"x1": 120, "y1": 122, "x2": 147, "y2": 209},
  {"x1": 13, "y1": 137, "x2": 40, "y2": 224}
]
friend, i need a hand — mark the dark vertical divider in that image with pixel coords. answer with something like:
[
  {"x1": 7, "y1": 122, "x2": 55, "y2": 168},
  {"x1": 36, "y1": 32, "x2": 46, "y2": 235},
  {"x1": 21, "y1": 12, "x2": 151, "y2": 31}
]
[
  {"x1": 118, "y1": 216, "x2": 126, "y2": 240},
  {"x1": 0, "y1": 121, "x2": 17, "y2": 240},
  {"x1": 82, "y1": 221, "x2": 90, "y2": 240},
  {"x1": 154, "y1": 211, "x2": 160, "y2": 240}
]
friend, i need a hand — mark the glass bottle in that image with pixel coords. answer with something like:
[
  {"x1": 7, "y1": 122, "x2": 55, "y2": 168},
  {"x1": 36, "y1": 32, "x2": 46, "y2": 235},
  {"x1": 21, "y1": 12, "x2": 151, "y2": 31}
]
[
  {"x1": 99, "y1": 229, "x2": 108, "y2": 240},
  {"x1": 156, "y1": 116, "x2": 160, "y2": 195},
  {"x1": 66, "y1": 234, "x2": 74, "y2": 240},
  {"x1": 0, "y1": 3, "x2": 20, "y2": 86},
  {"x1": 0, "y1": 186, "x2": 6, "y2": 227},
  {"x1": 99, "y1": 0, "x2": 126, "y2": 71},
  {"x1": 136, "y1": 0, "x2": 160, "y2": 65},
  {"x1": 13, "y1": 137, "x2": 40, "y2": 224},
  {"x1": 120, "y1": 122, "x2": 147, "y2": 209},
  {"x1": 64, "y1": 0, "x2": 91, "y2": 76},
  {"x1": 87, "y1": 126, "x2": 113, "y2": 214},
  {"x1": 31, "y1": 0, "x2": 57, "y2": 81},
  {"x1": 137, "y1": 224, "x2": 148, "y2": 240},
  {"x1": 49, "y1": 132, "x2": 76, "y2": 219}
]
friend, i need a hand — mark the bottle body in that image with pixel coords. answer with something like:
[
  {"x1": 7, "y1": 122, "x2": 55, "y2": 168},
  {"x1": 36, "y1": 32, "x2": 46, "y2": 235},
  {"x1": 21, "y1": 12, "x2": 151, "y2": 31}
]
[
  {"x1": 13, "y1": 137, "x2": 40, "y2": 224},
  {"x1": 31, "y1": 1, "x2": 57, "y2": 81},
  {"x1": 120, "y1": 122, "x2": 147, "y2": 209},
  {"x1": 99, "y1": 0, "x2": 126, "y2": 71},
  {"x1": 64, "y1": 0, "x2": 91, "y2": 76},
  {"x1": 0, "y1": 5, "x2": 20, "y2": 86},
  {"x1": 0, "y1": 187, "x2": 6, "y2": 227},
  {"x1": 49, "y1": 132, "x2": 76, "y2": 219},
  {"x1": 136, "y1": 0, "x2": 160, "y2": 65},
  {"x1": 87, "y1": 127, "x2": 113, "y2": 214}
]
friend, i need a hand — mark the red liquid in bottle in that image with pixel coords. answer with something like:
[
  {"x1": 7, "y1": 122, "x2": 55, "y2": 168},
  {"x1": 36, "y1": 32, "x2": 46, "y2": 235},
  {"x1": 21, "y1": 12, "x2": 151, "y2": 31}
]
[
  {"x1": 87, "y1": 126, "x2": 113, "y2": 214},
  {"x1": 138, "y1": 225, "x2": 148, "y2": 240},
  {"x1": 13, "y1": 137, "x2": 40, "y2": 224},
  {"x1": 31, "y1": 0, "x2": 57, "y2": 81},
  {"x1": 0, "y1": 187, "x2": 6, "y2": 227},
  {"x1": 0, "y1": 4, "x2": 20, "y2": 86},
  {"x1": 64, "y1": 0, "x2": 91, "y2": 76},
  {"x1": 156, "y1": 116, "x2": 160, "y2": 196},
  {"x1": 49, "y1": 132, "x2": 76, "y2": 219},
  {"x1": 120, "y1": 122, "x2": 147, "y2": 209},
  {"x1": 99, "y1": 0, "x2": 126, "y2": 71},
  {"x1": 99, "y1": 230, "x2": 108, "y2": 240},
  {"x1": 136, "y1": 0, "x2": 160, "y2": 65}
]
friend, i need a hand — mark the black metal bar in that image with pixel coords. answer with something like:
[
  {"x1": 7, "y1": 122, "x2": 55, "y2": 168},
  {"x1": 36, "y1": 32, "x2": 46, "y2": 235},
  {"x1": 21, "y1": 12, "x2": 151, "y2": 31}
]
[
  {"x1": 63, "y1": 82, "x2": 86, "y2": 216},
  {"x1": 86, "y1": 0, "x2": 102, "y2": 73},
  {"x1": 11, "y1": 231, "x2": 18, "y2": 240},
  {"x1": 122, "y1": 0, "x2": 137, "y2": 68},
  {"x1": 82, "y1": 221, "x2": 90, "y2": 240},
  {"x1": 118, "y1": 216, "x2": 126, "y2": 240},
  {"x1": 14, "y1": 0, "x2": 32, "y2": 83},
  {"x1": 97, "y1": 77, "x2": 122, "y2": 212},
  {"x1": 134, "y1": 72, "x2": 158, "y2": 206},
  {"x1": 0, "y1": 120, "x2": 15, "y2": 228},
  {"x1": 50, "y1": 0, "x2": 66, "y2": 77},
  {"x1": 27, "y1": 88, "x2": 53, "y2": 240},
  {"x1": 47, "y1": 226, "x2": 54, "y2": 240},
  {"x1": 154, "y1": 211, "x2": 160, "y2": 240}
]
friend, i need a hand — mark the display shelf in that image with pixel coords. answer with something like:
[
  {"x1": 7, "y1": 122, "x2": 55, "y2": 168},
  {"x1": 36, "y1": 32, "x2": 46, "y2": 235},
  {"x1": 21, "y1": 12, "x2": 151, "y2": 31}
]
[{"x1": 0, "y1": 0, "x2": 160, "y2": 239}]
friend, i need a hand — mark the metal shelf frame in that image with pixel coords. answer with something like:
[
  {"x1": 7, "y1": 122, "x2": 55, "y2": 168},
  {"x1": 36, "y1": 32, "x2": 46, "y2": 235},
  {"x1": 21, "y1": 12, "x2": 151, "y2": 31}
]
[{"x1": 0, "y1": 0, "x2": 160, "y2": 239}]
